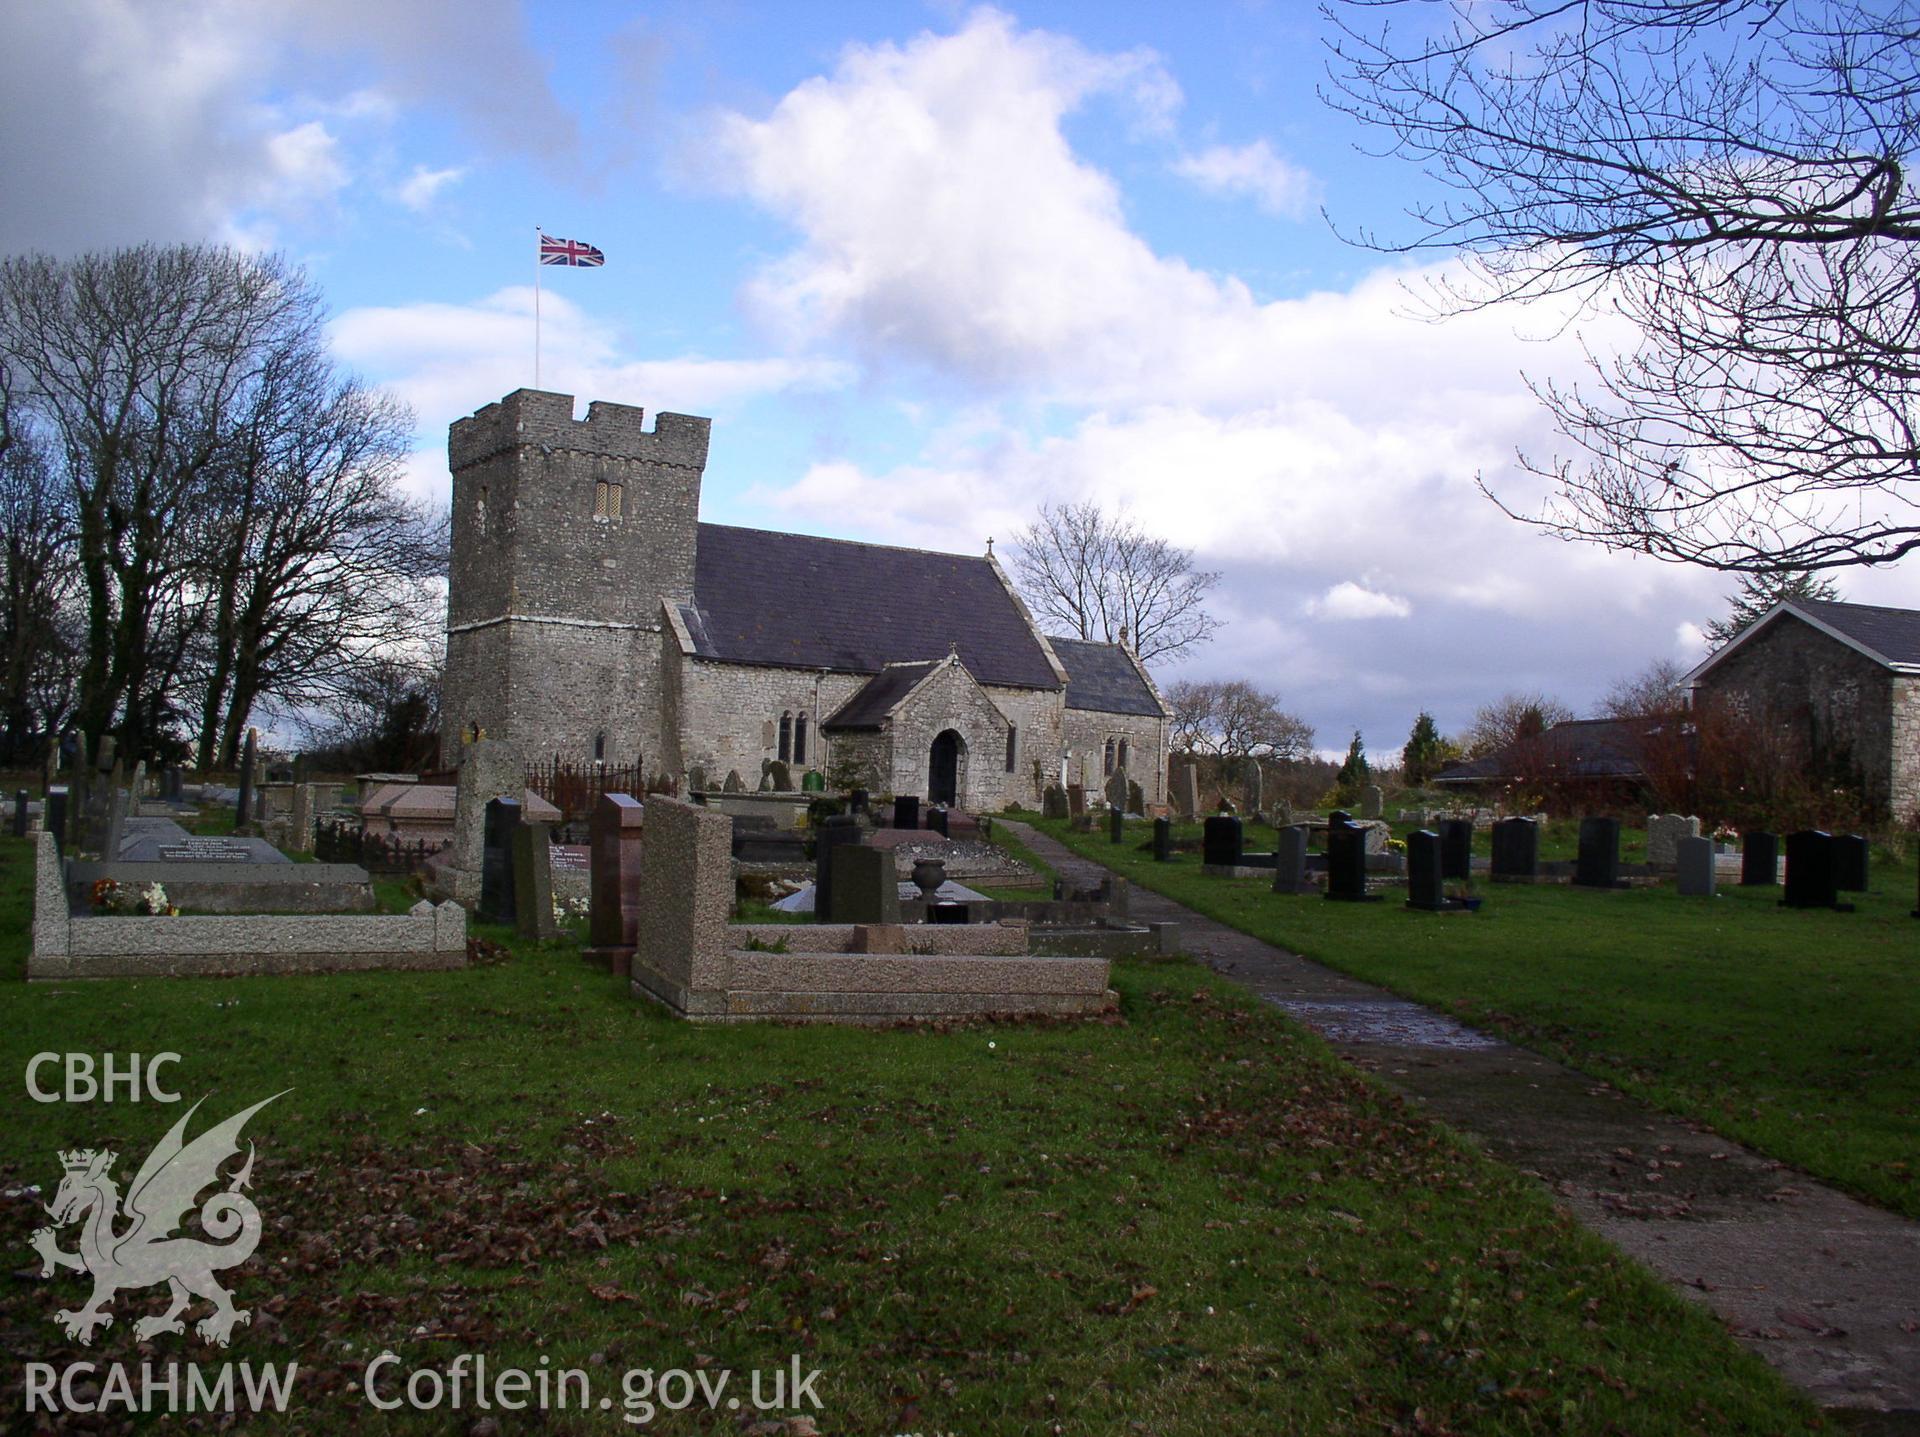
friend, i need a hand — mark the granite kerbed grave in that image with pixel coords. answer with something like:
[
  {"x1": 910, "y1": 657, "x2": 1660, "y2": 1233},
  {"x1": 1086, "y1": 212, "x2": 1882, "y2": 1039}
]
[
  {"x1": 30, "y1": 832, "x2": 463, "y2": 979},
  {"x1": 627, "y1": 797, "x2": 1117, "y2": 1023},
  {"x1": 65, "y1": 818, "x2": 374, "y2": 914}
]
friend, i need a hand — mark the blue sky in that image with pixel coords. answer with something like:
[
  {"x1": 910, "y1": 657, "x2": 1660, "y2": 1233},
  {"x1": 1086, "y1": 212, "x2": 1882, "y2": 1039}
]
[{"x1": 10, "y1": 1, "x2": 1918, "y2": 758}]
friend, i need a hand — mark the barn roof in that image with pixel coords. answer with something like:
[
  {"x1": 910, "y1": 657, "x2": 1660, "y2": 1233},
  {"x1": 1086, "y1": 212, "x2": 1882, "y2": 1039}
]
[
  {"x1": 680, "y1": 525, "x2": 1061, "y2": 689},
  {"x1": 1687, "y1": 598, "x2": 1920, "y2": 680}
]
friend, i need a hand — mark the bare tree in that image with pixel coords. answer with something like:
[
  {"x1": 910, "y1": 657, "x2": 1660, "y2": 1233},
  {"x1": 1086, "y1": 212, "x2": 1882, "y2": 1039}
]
[
  {"x1": 0, "y1": 244, "x2": 433, "y2": 762},
  {"x1": 1166, "y1": 678, "x2": 1316, "y2": 759},
  {"x1": 1462, "y1": 691, "x2": 1575, "y2": 757},
  {"x1": 1011, "y1": 501, "x2": 1221, "y2": 665},
  {"x1": 0, "y1": 421, "x2": 79, "y2": 760},
  {"x1": 1324, "y1": 1, "x2": 1920, "y2": 572},
  {"x1": 298, "y1": 647, "x2": 444, "y2": 774},
  {"x1": 1599, "y1": 658, "x2": 1688, "y2": 718}
]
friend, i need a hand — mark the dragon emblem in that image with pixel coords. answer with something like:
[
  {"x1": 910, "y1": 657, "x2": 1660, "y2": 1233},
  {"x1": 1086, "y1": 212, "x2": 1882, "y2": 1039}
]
[{"x1": 30, "y1": 1092, "x2": 285, "y2": 1347}]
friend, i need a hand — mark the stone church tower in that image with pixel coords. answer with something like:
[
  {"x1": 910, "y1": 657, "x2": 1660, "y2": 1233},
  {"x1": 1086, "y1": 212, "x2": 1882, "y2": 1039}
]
[{"x1": 441, "y1": 389, "x2": 710, "y2": 774}]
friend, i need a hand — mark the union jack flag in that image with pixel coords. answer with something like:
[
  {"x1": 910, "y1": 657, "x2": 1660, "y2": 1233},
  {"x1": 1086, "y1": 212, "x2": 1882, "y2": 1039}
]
[{"x1": 538, "y1": 233, "x2": 605, "y2": 267}]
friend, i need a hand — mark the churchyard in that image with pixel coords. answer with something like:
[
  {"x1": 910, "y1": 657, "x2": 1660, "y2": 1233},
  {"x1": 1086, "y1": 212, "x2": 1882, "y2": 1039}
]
[
  {"x1": 0, "y1": 822, "x2": 1819, "y2": 1433},
  {"x1": 1026, "y1": 811, "x2": 1920, "y2": 1223}
]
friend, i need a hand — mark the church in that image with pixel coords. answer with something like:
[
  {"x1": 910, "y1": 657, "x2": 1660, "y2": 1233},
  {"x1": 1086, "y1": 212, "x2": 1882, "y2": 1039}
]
[{"x1": 440, "y1": 389, "x2": 1171, "y2": 810}]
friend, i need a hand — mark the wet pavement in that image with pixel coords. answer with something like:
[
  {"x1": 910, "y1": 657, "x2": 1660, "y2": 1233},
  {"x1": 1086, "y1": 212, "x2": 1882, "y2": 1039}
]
[{"x1": 1006, "y1": 822, "x2": 1920, "y2": 1426}]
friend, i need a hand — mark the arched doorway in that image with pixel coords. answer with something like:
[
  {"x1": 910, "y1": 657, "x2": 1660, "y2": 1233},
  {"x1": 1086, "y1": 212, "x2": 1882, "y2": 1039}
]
[{"x1": 928, "y1": 729, "x2": 965, "y2": 807}]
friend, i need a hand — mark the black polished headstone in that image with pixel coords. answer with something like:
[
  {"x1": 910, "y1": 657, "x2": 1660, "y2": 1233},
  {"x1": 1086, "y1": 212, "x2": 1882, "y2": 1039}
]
[
  {"x1": 927, "y1": 807, "x2": 949, "y2": 838},
  {"x1": 479, "y1": 796, "x2": 521, "y2": 925},
  {"x1": 892, "y1": 794, "x2": 919, "y2": 831},
  {"x1": 12, "y1": 790, "x2": 26, "y2": 839},
  {"x1": 1782, "y1": 829, "x2": 1842, "y2": 909},
  {"x1": 1152, "y1": 817, "x2": 1172, "y2": 862},
  {"x1": 1202, "y1": 815, "x2": 1243, "y2": 867},
  {"x1": 1406, "y1": 830, "x2": 1447, "y2": 910},
  {"x1": 1740, "y1": 831, "x2": 1778, "y2": 887},
  {"x1": 46, "y1": 788, "x2": 67, "y2": 856},
  {"x1": 1438, "y1": 818, "x2": 1473, "y2": 881},
  {"x1": 1328, "y1": 810, "x2": 1352, "y2": 829},
  {"x1": 1490, "y1": 817, "x2": 1539, "y2": 878},
  {"x1": 235, "y1": 729, "x2": 257, "y2": 827},
  {"x1": 1325, "y1": 820, "x2": 1378, "y2": 902},
  {"x1": 1574, "y1": 817, "x2": 1622, "y2": 888},
  {"x1": 813, "y1": 815, "x2": 862, "y2": 921},
  {"x1": 1109, "y1": 807, "x2": 1125, "y2": 844},
  {"x1": 1834, "y1": 833, "x2": 1870, "y2": 892}
]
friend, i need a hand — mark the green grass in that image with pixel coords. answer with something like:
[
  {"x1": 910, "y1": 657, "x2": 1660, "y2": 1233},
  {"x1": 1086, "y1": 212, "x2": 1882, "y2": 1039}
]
[
  {"x1": 0, "y1": 834, "x2": 1816, "y2": 1432},
  {"x1": 1026, "y1": 815, "x2": 1920, "y2": 1222}
]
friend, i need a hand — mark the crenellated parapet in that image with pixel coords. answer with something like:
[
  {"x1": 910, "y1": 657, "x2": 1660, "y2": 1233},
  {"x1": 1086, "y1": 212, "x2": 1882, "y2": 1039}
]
[{"x1": 449, "y1": 389, "x2": 711, "y2": 474}]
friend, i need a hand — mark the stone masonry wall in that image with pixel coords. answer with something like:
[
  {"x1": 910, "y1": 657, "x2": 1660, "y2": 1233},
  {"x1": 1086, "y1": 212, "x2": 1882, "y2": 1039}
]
[
  {"x1": 1693, "y1": 614, "x2": 1898, "y2": 813},
  {"x1": 1063, "y1": 708, "x2": 1168, "y2": 806},
  {"x1": 1890, "y1": 674, "x2": 1920, "y2": 821},
  {"x1": 443, "y1": 389, "x2": 709, "y2": 773},
  {"x1": 673, "y1": 660, "x2": 869, "y2": 788},
  {"x1": 882, "y1": 658, "x2": 1015, "y2": 810}
]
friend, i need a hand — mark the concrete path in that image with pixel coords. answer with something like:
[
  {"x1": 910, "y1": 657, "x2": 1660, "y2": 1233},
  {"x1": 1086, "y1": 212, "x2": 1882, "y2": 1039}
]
[{"x1": 1006, "y1": 822, "x2": 1920, "y2": 1426}]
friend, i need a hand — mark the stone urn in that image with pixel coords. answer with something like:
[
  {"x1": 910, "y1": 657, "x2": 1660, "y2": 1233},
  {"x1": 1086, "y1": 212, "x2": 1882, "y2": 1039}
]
[{"x1": 911, "y1": 857, "x2": 947, "y2": 903}]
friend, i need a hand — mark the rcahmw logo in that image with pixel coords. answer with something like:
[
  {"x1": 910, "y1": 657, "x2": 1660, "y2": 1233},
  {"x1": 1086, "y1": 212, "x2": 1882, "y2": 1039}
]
[{"x1": 29, "y1": 1092, "x2": 287, "y2": 1347}]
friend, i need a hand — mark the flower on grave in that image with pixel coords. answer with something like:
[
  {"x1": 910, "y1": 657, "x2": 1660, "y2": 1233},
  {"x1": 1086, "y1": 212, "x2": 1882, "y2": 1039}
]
[
  {"x1": 140, "y1": 882, "x2": 170, "y2": 915},
  {"x1": 1711, "y1": 823, "x2": 1739, "y2": 845}
]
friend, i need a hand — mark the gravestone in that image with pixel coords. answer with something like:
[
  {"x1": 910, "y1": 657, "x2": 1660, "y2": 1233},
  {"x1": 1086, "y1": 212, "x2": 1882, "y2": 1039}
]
[
  {"x1": 1109, "y1": 807, "x2": 1125, "y2": 844},
  {"x1": 129, "y1": 760, "x2": 146, "y2": 807},
  {"x1": 1174, "y1": 761, "x2": 1200, "y2": 821},
  {"x1": 1104, "y1": 766, "x2": 1128, "y2": 811},
  {"x1": 1490, "y1": 817, "x2": 1539, "y2": 878},
  {"x1": 512, "y1": 820, "x2": 558, "y2": 940},
  {"x1": 926, "y1": 807, "x2": 949, "y2": 838},
  {"x1": 687, "y1": 765, "x2": 707, "y2": 794},
  {"x1": 812, "y1": 814, "x2": 863, "y2": 921},
  {"x1": 66, "y1": 751, "x2": 89, "y2": 854},
  {"x1": 829, "y1": 843, "x2": 901, "y2": 924},
  {"x1": 1042, "y1": 785, "x2": 1068, "y2": 820},
  {"x1": 12, "y1": 790, "x2": 27, "y2": 838},
  {"x1": 479, "y1": 796, "x2": 521, "y2": 925},
  {"x1": 1274, "y1": 797, "x2": 1292, "y2": 828},
  {"x1": 769, "y1": 759, "x2": 793, "y2": 791},
  {"x1": 1438, "y1": 818, "x2": 1473, "y2": 881},
  {"x1": 893, "y1": 794, "x2": 920, "y2": 831},
  {"x1": 1406, "y1": 830, "x2": 1447, "y2": 911},
  {"x1": 588, "y1": 793, "x2": 647, "y2": 967},
  {"x1": 1740, "y1": 831, "x2": 1779, "y2": 887},
  {"x1": 1128, "y1": 779, "x2": 1144, "y2": 815},
  {"x1": 46, "y1": 788, "x2": 67, "y2": 855},
  {"x1": 1575, "y1": 817, "x2": 1622, "y2": 888},
  {"x1": 289, "y1": 783, "x2": 316, "y2": 853},
  {"x1": 849, "y1": 789, "x2": 870, "y2": 817},
  {"x1": 1244, "y1": 761, "x2": 1263, "y2": 815},
  {"x1": 235, "y1": 728, "x2": 257, "y2": 830},
  {"x1": 1359, "y1": 785, "x2": 1383, "y2": 820},
  {"x1": 1272, "y1": 826, "x2": 1314, "y2": 895},
  {"x1": 1152, "y1": 817, "x2": 1173, "y2": 862},
  {"x1": 1329, "y1": 810, "x2": 1352, "y2": 829},
  {"x1": 722, "y1": 770, "x2": 745, "y2": 793},
  {"x1": 1782, "y1": 830, "x2": 1843, "y2": 909},
  {"x1": 1066, "y1": 784, "x2": 1085, "y2": 818},
  {"x1": 103, "y1": 780, "x2": 129, "y2": 859},
  {"x1": 1675, "y1": 836, "x2": 1716, "y2": 897},
  {"x1": 1834, "y1": 834, "x2": 1870, "y2": 892},
  {"x1": 1202, "y1": 815, "x2": 1243, "y2": 868},
  {"x1": 1646, "y1": 813, "x2": 1701, "y2": 868},
  {"x1": 1325, "y1": 819, "x2": 1378, "y2": 902}
]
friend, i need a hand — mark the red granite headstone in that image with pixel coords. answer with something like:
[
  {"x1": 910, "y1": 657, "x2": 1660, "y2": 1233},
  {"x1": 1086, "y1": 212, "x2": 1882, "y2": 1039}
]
[{"x1": 585, "y1": 793, "x2": 645, "y2": 974}]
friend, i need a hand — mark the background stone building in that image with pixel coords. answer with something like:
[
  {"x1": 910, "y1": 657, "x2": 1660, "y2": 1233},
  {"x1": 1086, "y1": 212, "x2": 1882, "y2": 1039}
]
[
  {"x1": 442, "y1": 389, "x2": 1170, "y2": 809},
  {"x1": 1686, "y1": 597, "x2": 1920, "y2": 819}
]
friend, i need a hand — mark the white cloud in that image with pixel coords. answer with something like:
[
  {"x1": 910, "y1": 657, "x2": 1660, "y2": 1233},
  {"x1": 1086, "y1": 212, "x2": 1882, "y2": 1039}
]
[
  {"x1": 330, "y1": 287, "x2": 853, "y2": 503},
  {"x1": 394, "y1": 163, "x2": 466, "y2": 212},
  {"x1": 1173, "y1": 139, "x2": 1318, "y2": 218},
  {"x1": 0, "y1": 0, "x2": 575, "y2": 253},
  {"x1": 1309, "y1": 582, "x2": 1412, "y2": 621}
]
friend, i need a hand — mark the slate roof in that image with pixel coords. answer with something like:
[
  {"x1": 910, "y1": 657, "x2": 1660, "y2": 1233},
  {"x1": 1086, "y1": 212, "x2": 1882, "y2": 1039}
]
[
  {"x1": 822, "y1": 662, "x2": 938, "y2": 731},
  {"x1": 682, "y1": 525, "x2": 1061, "y2": 688},
  {"x1": 1434, "y1": 717, "x2": 1673, "y2": 785},
  {"x1": 1781, "y1": 599, "x2": 1920, "y2": 667},
  {"x1": 1049, "y1": 637, "x2": 1165, "y2": 717}
]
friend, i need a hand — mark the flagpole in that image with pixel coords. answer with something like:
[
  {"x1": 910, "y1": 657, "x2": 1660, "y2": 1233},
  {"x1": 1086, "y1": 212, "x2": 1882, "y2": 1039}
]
[{"x1": 533, "y1": 227, "x2": 542, "y2": 390}]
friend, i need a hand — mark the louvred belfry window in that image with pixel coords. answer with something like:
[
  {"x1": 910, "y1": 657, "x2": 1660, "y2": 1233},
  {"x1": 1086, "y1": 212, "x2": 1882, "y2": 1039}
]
[{"x1": 593, "y1": 481, "x2": 623, "y2": 517}]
